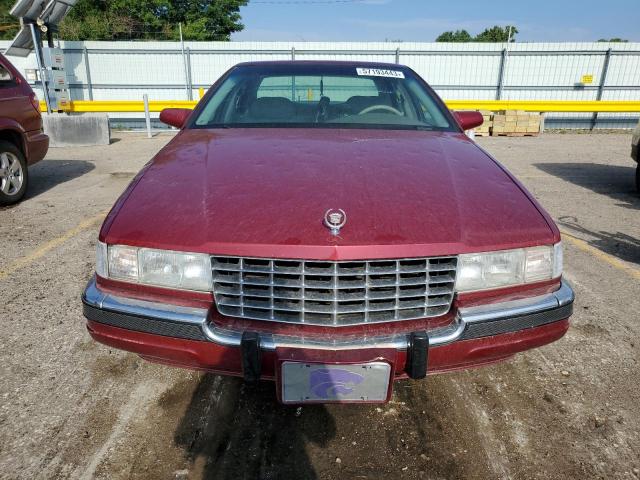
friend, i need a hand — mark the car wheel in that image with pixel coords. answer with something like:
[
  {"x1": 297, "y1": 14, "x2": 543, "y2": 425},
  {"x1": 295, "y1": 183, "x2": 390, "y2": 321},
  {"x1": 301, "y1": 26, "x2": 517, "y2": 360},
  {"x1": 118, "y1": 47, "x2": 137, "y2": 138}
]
[
  {"x1": 636, "y1": 164, "x2": 640, "y2": 193},
  {"x1": 0, "y1": 140, "x2": 29, "y2": 205}
]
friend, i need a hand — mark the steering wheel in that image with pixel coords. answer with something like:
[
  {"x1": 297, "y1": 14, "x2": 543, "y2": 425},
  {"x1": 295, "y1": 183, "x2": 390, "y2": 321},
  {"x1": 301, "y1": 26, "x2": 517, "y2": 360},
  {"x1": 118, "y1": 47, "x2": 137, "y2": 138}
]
[{"x1": 358, "y1": 104, "x2": 403, "y2": 116}]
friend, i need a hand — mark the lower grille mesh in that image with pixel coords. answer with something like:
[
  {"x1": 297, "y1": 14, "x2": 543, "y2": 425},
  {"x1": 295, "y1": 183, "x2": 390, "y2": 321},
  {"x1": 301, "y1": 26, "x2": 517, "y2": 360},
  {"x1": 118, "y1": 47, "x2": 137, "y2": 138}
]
[{"x1": 211, "y1": 256, "x2": 457, "y2": 326}]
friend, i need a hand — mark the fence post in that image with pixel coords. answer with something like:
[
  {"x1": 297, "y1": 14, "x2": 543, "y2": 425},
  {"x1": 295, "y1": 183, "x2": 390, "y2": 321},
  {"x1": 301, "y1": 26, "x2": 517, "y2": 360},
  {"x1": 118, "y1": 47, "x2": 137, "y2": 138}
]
[
  {"x1": 179, "y1": 23, "x2": 191, "y2": 100},
  {"x1": 591, "y1": 48, "x2": 612, "y2": 130},
  {"x1": 186, "y1": 47, "x2": 193, "y2": 101},
  {"x1": 83, "y1": 46, "x2": 93, "y2": 101},
  {"x1": 496, "y1": 47, "x2": 507, "y2": 100},
  {"x1": 395, "y1": 47, "x2": 400, "y2": 64},
  {"x1": 291, "y1": 46, "x2": 295, "y2": 60},
  {"x1": 143, "y1": 94, "x2": 152, "y2": 138}
]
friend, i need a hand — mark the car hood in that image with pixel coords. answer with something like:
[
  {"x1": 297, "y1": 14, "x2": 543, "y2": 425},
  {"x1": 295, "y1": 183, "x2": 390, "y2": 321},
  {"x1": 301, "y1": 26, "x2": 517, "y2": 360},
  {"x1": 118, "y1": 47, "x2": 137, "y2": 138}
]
[{"x1": 102, "y1": 128, "x2": 555, "y2": 259}]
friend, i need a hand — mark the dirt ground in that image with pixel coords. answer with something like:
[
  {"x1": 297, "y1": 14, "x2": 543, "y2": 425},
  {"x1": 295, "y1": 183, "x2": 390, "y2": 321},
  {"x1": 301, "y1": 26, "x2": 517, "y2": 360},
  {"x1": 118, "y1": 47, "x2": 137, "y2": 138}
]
[{"x1": 1, "y1": 132, "x2": 639, "y2": 480}]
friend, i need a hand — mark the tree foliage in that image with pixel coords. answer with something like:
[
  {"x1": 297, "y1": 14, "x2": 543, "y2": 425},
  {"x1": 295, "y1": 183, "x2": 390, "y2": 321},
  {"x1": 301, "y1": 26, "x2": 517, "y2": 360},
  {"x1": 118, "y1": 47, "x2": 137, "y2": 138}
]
[
  {"x1": 597, "y1": 38, "x2": 628, "y2": 42},
  {"x1": 435, "y1": 29, "x2": 472, "y2": 42},
  {"x1": 0, "y1": 0, "x2": 21, "y2": 40},
  {"x1": 0, "y1": 0, "x2": 247, "y2": 41},
  {"x1": 475, "y1": 25, "x2": 518, "y2": 42},
  {"x1": 436, "y1": 25, "x2": 518, "y2": 43},
  {"x1": 60, "y1": 0, "x2": 248, "y2": 40}
]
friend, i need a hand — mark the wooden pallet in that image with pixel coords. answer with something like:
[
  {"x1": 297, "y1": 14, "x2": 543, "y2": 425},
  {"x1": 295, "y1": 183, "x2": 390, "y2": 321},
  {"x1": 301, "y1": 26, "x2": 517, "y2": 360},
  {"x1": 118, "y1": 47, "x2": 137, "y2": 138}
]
[
  {"x1": 474, "y1": 131, "x2": 491, "y2": 137},
  {"x1": 491, "y1": 132, "x2": 539, "y2": 137}
]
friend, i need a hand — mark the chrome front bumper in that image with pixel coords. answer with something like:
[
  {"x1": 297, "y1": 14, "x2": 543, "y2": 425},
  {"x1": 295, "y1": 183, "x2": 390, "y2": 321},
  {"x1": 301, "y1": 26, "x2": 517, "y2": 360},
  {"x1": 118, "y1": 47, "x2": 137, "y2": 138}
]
[{"x1": 82, "y1": 277, "x2": 574, "y2": 351}]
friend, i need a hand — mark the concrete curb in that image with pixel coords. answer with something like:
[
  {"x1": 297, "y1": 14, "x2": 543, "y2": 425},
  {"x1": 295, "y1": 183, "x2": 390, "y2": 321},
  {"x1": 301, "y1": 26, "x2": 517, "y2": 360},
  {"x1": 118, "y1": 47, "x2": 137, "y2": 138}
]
[{"x1": 43, "y1": 113, "x2": 111, "y2": 147}]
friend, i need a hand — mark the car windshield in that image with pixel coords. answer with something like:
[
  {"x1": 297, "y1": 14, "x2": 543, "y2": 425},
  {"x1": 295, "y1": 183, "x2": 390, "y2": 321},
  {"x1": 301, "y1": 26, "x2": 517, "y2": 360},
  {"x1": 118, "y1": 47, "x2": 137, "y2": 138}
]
[{"x1": 191, "y1": 64, "x2": 455, "y2": 131}]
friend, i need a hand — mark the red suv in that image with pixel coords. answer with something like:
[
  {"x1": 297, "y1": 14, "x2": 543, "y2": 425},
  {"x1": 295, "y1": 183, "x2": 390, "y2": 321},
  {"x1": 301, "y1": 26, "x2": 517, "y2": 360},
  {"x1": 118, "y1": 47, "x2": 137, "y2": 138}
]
[{"x1": 0, "y1": 53, "x2": 49, "y2": 205}]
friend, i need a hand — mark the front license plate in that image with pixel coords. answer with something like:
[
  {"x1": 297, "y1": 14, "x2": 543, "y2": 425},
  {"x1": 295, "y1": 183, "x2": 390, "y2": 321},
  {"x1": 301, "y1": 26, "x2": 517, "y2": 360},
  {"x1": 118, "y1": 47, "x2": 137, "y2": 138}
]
[{"x1": 281, "y1": 361, "x2": 391, "y2": 404}]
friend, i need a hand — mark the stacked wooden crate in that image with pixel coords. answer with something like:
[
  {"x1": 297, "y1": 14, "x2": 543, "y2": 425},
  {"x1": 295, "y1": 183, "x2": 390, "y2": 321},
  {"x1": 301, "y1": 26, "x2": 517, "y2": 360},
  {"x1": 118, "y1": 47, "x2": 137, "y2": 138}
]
[
  {"x1": 474, "y1": 110, "x2": 493, "y2": 137},
  {"x1": 491, "y1": 110, "x2": 541, "y2": 136}
]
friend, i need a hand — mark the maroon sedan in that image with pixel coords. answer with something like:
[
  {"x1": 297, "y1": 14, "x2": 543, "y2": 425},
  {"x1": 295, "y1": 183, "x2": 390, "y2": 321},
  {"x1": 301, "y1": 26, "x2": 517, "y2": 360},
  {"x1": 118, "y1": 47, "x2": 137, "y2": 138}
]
[
  {"x1": 0, "y1": 53, "x2": 49, "y2": 205},
  {"x1": 83, "y1": 62, "x2": 573, "y2": 404}
]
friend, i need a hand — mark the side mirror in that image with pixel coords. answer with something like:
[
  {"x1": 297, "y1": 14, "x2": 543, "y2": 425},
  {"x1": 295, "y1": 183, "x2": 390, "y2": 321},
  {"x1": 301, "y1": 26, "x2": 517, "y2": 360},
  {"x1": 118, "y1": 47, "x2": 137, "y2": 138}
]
[
  {"x1": 160, "y1": 108, "x2": 192, "y2": 129},
  {"x1": 453, "y1": 111, "x2": 484, "y2": 131}
]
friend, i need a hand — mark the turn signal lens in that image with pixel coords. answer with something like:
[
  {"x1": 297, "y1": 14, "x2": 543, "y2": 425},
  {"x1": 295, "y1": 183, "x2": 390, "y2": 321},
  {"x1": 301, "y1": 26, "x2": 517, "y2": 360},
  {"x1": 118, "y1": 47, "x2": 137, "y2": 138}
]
[
  {"x1": 524, "y1": 246, "x2": 553, "y2": 283},
  {"x1": 108, "y1": 245, "x2": 139, "y2": 281},
  {"x1": 96, "y1": 241, "x2": 108, "y2": 278},
  {"x1": 553, "y1": 242, "x2": 563, "y2": 279}
]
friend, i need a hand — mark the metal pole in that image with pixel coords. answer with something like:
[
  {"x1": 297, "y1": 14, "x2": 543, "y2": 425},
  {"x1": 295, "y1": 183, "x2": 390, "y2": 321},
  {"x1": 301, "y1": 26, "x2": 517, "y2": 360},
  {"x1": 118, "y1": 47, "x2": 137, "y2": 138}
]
[
  {"x1": 591, "y1": 48, "x2": 612, "y2": 130},
  {"x1": 179, "y1": 23, "x2": 190, "y2": 100},
  {"x1": 83, "y1": 46, "x2": 93, "y2": 101},
  {"x1": 143, "y1": 94, "x2": 152, "y2": 138},
  {"x1": 291, "y1": 47, "x2": 296, "y2": 100},
  {"x1": 395, "y1": 47, "x2": 400, "y2": 64},
  {"x1": 496, "y1": 48, "x2": 507, "y2": 100},
  {"x1": 496, "y1": 28, "x2": 513, "y2": 101},
  {"x1": 186, "y1": 47, "x2": 193, "y2": 100},
  {"x1": 29, "y1": 23, "x2": 52, "y2": 114}
]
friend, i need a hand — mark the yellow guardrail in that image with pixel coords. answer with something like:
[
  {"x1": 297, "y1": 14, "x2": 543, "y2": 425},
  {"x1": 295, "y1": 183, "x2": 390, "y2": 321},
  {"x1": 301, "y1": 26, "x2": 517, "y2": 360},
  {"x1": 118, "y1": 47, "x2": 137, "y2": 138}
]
[
  {"x1": 40, "y1": 99, "x2": 640, "y2": 113},
  {"x1": 445, "y1": 100, "x2": 640, "y2": 113},
  {"x1": 40, "y1": 100, "x2": 198, "y2": 113}
]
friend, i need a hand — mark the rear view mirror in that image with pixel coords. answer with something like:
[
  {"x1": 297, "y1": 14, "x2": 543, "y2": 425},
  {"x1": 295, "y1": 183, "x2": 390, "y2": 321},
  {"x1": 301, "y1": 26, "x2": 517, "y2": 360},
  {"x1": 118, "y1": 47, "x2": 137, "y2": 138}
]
[
  {"x1": 160, "y1": 108, "x2": 192, "y2": 129},
  {"x1": 453, "y1": 111, "x2": 484, "y2": 131}
]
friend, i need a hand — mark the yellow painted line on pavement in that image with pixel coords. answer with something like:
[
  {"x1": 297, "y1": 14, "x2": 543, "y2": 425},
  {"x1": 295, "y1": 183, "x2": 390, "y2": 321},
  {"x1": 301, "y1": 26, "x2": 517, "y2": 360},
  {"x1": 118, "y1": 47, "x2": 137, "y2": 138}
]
[
  {"x1": 0, "y1": 211, "x2": 107, "y2": 280},
  {"x1": 561, "y1": 230, "x2": 640, "y2": 280}
]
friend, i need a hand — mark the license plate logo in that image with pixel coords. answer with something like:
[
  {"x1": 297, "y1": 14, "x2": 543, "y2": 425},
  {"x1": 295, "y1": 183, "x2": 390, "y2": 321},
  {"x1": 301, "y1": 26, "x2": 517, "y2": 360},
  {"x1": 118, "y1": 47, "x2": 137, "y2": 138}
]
[
  {"x1": 281, "y1": 362, "x2": 391, "y2": 403},
  {"x1": 310, "y1": 368, "x2": 365, "y2": 398}
]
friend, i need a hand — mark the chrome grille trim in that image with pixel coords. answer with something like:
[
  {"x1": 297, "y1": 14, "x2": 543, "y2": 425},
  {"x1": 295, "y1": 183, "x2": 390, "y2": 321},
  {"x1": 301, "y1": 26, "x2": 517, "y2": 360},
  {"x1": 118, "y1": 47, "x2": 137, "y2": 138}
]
[{"x1": 211, "y1": 256, "x2": 457, "y2": 327}]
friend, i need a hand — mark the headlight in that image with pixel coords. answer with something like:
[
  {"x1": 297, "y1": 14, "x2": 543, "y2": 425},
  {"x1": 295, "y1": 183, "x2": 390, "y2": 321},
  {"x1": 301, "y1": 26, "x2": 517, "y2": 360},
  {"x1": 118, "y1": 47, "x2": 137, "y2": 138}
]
[
  {"x1": 455, "y1": 242, "x2": 562, "y2": 292},
  {"x1": 96, "y1": 241, "x2": 212, "y2": 292}
]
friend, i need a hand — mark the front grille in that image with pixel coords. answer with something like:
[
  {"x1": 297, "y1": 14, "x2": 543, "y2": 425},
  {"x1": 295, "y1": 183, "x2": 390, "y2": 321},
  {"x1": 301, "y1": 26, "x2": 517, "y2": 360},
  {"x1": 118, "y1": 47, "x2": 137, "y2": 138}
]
[{"x1": 211, "y1": 256, "x2": 457, "y2": 326}]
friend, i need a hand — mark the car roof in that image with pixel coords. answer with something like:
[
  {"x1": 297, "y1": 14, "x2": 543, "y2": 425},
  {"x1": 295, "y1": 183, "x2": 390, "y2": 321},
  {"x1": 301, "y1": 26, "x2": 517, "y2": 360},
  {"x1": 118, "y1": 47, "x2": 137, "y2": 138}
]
[{"x1": 233, "y1": 60, "x2": 408, "y2": 69}]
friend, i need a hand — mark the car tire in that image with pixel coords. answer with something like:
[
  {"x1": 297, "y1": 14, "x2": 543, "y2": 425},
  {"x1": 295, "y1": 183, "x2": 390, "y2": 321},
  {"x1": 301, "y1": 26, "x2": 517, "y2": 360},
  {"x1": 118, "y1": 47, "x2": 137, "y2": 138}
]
[
  {"x1": 636, "y1": 163, "x2": 640, "y2": 193},
  {"x1": 0, "y1": 140, "x2": 28, "y2": 206}
]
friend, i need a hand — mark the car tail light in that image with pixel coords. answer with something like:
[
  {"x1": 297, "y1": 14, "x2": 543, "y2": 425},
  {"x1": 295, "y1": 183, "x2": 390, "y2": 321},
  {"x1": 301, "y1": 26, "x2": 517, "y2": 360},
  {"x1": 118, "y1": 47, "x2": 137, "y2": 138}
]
[{"x1": 29, "y1": 92, "x2": 41, "y2": 114}]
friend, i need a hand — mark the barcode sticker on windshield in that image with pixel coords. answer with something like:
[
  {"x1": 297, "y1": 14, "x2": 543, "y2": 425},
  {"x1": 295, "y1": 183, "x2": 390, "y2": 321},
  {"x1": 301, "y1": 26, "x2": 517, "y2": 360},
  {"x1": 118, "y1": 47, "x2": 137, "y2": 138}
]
[{"x1": 356, "y1": 68, "x2": 405, "y2": 79}]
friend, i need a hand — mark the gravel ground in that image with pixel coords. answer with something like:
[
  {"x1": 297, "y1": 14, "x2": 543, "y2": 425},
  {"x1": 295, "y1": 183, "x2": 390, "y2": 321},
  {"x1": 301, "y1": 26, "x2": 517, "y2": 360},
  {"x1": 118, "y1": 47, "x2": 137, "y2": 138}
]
[{"x1": 0, "y1": 132, "x2": 639, "y2": 480}]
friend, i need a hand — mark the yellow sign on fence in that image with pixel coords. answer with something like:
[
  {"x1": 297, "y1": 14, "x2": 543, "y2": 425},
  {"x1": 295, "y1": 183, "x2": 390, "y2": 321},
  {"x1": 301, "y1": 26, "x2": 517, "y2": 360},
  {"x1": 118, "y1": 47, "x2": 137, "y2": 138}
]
[{"x1": 581, "y1": 74, "x2": 594, "y2": 84}]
